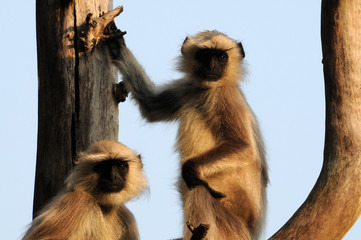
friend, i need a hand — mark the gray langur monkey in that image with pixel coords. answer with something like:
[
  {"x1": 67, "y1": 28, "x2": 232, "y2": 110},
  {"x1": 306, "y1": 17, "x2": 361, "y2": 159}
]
[
  {"x1": 23, "y1": 140, "x2": 148, "y2": 240},
  {"x1": 108, "y1": 30, "x2": 268, "y2": 240}
]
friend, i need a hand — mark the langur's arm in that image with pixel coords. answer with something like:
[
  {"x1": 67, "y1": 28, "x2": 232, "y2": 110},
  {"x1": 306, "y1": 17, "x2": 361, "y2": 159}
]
[
  {"x1": 182, "y1": 138, "x2": 248, "y2": 199},
  {"x1": 108, "y1": 38, "x2": 182, "y2": 122},
  {"x1": 182, "y1": 97, "x2": 254, "y2": 198}
]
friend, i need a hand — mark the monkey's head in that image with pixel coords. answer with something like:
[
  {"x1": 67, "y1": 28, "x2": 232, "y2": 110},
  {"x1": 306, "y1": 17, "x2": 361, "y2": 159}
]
[
  {"x1": 179, "y1": 30, "x2": 245, "y2": 86},
  {"x1": 65, "y1": 140, "x2": 148, "y2": 206}
]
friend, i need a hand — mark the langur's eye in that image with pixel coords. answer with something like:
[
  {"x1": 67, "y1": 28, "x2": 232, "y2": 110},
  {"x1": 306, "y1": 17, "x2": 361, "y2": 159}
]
[
  {"x1": 116, "y1": 163, "x2": 128, "y2": 170},
  {"x1": 217, "y1": 53, "x2": 228, "y2": 61}
]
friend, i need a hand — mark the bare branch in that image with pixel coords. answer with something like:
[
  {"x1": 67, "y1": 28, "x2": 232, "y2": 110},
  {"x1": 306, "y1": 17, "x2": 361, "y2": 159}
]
[{"x1": 269, "y1": 1, "x2": 361, "y2": 239}]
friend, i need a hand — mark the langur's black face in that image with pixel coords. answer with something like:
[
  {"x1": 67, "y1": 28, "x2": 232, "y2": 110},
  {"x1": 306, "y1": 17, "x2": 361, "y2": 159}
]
[
  {"x1": 194, "y1": 48, "x2": 228, "y2": 81},
  {"x1": 93, "y1": 159, "x2": 129, "y2": 193}
]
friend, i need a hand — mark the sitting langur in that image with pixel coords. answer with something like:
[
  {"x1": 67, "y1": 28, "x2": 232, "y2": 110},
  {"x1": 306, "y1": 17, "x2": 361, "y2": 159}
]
[
  {"x1": 109, "y1": 30, "x2": 268, "y2": 239},
  {"x1": 23, "y1": 140, "x2": 148, "y2": 240}
]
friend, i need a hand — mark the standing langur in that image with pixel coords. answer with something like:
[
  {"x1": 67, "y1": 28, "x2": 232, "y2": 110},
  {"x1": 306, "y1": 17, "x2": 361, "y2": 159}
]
[
  {"x1": 108, "y1": 30, "x2": 268, "y2": 240},
  {"x1": 23, "y1": 140, "x2": 148, "y2": 240}
]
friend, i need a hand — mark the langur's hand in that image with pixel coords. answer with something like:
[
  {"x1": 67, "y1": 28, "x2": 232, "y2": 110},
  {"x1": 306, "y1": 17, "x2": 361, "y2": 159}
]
[
  {"x1": 104, "y1": 21, "x2": 127, "y2": 60},
  {"x1": 182, "y1": 161, "x2": 226, "y2": 199}
]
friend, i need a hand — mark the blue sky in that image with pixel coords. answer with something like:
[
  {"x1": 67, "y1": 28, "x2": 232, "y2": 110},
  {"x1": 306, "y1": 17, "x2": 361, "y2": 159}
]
[{"x1": 1, "y1": 0, "x2": 360, "y2": 239}]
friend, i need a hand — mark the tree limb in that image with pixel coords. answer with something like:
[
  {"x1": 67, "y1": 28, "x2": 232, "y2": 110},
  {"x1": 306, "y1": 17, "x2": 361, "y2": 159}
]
[{"x1": 269, "y1": 1, "x2": 361, "y2": 239}]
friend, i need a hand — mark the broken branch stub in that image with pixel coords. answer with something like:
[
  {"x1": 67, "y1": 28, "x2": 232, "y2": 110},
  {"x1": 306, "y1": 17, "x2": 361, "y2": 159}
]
[{"x1": 80, "y1": 5, "x2": 123, "y2": 53}]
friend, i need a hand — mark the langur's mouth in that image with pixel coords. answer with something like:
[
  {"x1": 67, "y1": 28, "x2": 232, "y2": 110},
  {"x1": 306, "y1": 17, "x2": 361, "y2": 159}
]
[
  {"x1": 101, "y1": 183, "x2": 124, "y2": 193},
  {"x1": 207, "y1": 74, "x2": 222, "y2": 80},
  {"x1": 107, "y1": 185, "x2": 124, "y2": 192},
  {"x1": 197, "y1": 71, "x2": 222, "y2": 81},
  {"x1": 203, "y1": 73, "x2": 222, "y2": 81}
]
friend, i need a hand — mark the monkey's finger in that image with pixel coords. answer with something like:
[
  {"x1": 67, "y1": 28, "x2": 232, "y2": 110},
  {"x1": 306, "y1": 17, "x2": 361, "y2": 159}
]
[{"x1": 103, "y1": 30, "x2": 127, "y2": 40}]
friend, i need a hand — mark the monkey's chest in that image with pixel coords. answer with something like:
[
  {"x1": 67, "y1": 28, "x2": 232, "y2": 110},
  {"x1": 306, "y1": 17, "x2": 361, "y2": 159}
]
[{"x1": 176, "y1": 110, "x2": 216, "y2": 163}]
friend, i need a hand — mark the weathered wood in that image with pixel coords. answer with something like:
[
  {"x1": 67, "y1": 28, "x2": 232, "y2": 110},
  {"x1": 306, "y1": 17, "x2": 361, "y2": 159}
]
[
  {"x1": 80, "y1": 6, "x2": 123, "y2": 53},
  {"x1": 269, "y1": 1, "x2": 361, "y2": 239},
  {"x1": 34, "y1": 0, "x2": 119, "y2": 215}
]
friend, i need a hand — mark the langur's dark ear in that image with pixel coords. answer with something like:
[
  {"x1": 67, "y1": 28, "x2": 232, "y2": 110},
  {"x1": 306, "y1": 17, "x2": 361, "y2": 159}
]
[
  {"x1": 137, "y1": 154, "x2": 144, "y2": 166},
  {"x1": 181, "y1": 37, "x2": 189, "y2": 55},
  {"x1": 238, "y1": 42, "x2": 245, "y2": 59}
]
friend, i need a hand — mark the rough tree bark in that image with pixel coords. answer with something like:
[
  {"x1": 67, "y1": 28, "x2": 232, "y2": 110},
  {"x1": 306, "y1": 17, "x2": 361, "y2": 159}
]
[
  {"x1": 34, "y1": 0, "x2": 120, "y2": 215},
  {"x1": 269, "y1": 0, "x2": 361, "y2": 239}
]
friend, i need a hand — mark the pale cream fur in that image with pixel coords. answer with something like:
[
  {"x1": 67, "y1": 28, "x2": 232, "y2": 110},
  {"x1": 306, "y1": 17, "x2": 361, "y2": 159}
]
[{"x1": 23, "y1": 140, "x2": 147, "y2": 240}]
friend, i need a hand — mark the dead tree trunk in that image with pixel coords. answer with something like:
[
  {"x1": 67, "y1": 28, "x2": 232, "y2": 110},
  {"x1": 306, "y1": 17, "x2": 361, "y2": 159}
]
[
  {"x1": 269, "y1": 0, "x2": 361, "y2": 239},
  {"x1": 34, "y1": 0, "x2": 119, "y2": 215}
]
